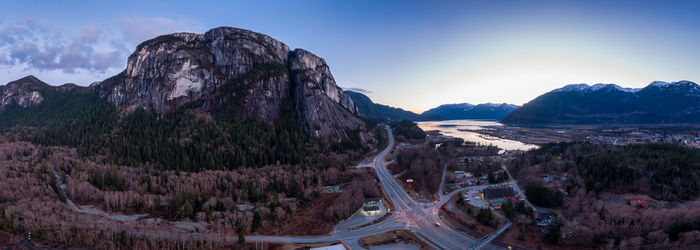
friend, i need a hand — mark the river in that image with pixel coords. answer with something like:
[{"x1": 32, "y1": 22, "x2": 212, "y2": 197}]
[{"x1": 416, "y1": 119, "x2": 538, "y2": 152}]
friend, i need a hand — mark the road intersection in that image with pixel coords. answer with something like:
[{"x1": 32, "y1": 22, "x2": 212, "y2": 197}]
[{"x1": 246, "y1": 126, "x2": 510, "y2": 249}]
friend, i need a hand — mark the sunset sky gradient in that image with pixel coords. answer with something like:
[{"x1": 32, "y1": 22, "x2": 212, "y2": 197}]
[{"x1": 1, "y1": 0, "x2": 699, "y2": 112}]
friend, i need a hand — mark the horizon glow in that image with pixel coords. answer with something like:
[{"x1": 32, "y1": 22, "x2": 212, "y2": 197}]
[{"x1": 1, "y1": 0, "x2": 699, "y2": 113}]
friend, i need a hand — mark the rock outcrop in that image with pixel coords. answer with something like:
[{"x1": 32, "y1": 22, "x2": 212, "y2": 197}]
[
  {"x1": 290, "y1": 49, "x2": 363, "y2": 140},
  {"x1": 98, "y1": 28, "x2": 291, "y2": 117},
  {"x1": 0, "y1": 76, "x2": 48, "y2": 109},
  {"x1": 96, "y1": 27, "x2": 365, "y2": 142}
]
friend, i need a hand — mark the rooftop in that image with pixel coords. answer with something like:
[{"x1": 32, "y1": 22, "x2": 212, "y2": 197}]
[
  {"x1": 363, "y1": 206, "x2": 380, "y2": 212},
  {"x1": 365, "y1": 197, "x2": 380, "y2": 203},
  {"x1": 630, "y1": 199, "x2": 648, "y2": 206},
  {"x1": 483, "y1": 187, "x2": 517, "y2": 200}
]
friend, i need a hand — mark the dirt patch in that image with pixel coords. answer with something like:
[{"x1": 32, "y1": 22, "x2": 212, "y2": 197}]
[
  {"x1": 600, "y1": 193, "x2": 683, "y2": 210},
  {"x1": 387, "y1": 162, "x2": 405, "y2": 175},
  {"x1": 359, "y1": 230, "x2": 432, "y2": 250},
  {"x1": 396, "y1": 176, "x2": 433, "y2": 202},
  {"x1": 493, "y1": 220, "x2": 546, "y2": 249},
  {"x1": 258, "y1": 194, "x2": 340, "y2": 236}
]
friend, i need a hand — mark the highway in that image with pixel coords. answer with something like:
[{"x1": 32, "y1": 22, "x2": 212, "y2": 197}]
[
  {"x1": 45, "y1": 124, "x2": 510, "y2": 249},
  {"x1": 246, "y1": 125, "x2": 507, "y2": 249}
]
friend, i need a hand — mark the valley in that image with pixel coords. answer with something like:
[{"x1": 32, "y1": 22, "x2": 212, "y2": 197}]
[{"x1": 0, "y1": 16, "x2": 699, "y2": 250}]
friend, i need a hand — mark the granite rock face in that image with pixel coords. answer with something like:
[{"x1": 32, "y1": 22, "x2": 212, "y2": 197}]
[
  {"x1": 96, "y1": 27, "x2": 366, "y2": 143},
  {"x1": 289, "y1": 49, "x2": 364, "y2": 141},
  {"x1": 0, "y1": 76, "x2": 48, "y2": 109}
]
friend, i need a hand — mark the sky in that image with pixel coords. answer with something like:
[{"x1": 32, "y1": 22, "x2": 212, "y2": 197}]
[{"x1": 1, "y1": 0, "x2": 699, "y2": 113}]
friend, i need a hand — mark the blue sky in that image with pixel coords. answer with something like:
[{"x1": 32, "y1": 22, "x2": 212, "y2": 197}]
[{"x1": 1, "y1": 0, "x2": 699, "y2": 112}]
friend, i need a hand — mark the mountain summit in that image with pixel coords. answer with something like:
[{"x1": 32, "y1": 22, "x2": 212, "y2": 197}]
[
  {"x1": 501, "y1": 81, "x2": 700, "y2": 125},
  {"x1": 0, "y1": 27, "x2": 372, "y2": 148},
  {"x1": 89, "y1": 27, "x2": 367, "y2": 142},
  {"x1": 0, "y1": 75, "x2": 50, "y2": 109}
]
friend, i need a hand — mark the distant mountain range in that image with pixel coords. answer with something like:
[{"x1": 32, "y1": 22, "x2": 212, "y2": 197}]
[
  {"x1": 501, "y1": 81, "x2": 700, "y2": 126},
  {"x1": 346, "y1": 90, "x2": 520, "y2": 122},
  {"x1": 345, "y1": 91, "x2": 441, "y2": 121},
  {"x1": 422, "y1": 103, "x2": 520, "y2": 120}
]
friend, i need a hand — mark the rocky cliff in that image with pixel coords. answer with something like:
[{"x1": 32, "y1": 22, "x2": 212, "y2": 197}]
[
  {"x1": 95, "y1": 27, "x2": 365, "y2": 142},
  {"x1": 0, "y1": 76, "x2": 49, "y2": 109},
  {"x1": 289, "y1": 49, "x2": 364, "y2": 140}
]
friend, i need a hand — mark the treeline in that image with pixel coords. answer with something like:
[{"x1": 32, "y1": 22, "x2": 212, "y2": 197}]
[
  {"x1": 507, "y1": 141, "x2": 700, "y2": 249},
  {"x1": 0, "y1": 137, "x2": 378, "y2": 246},
  {"x1": 525, "y1": 183, "x2": 562, "y2": 208},
  {"x1": 0, "y1": 88, "x2": 117, "y2": 155},
  {"x1": 397, "y1": 144, "x2": 443, "y2": 195},
  {"x1": 510, "y1": 141, "x2": 700, "y2": 201},
  {"x1": 390, "y1": 120, "x2": 426, "y2": 142},
  {"x1": 0, "y1": 87, "x2": 367, "y2": 172}
]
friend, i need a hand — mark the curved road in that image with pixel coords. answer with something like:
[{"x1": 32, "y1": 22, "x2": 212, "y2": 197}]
[{"x1": 246, "y1": 126, "x2": 504, "y2": 250}]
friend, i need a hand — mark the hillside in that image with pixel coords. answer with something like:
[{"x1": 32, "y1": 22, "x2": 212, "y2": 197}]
[
  {"x1": 422, "y1": 103, "x2": 519, "y2": 120},
  {"x1": 502, "y1": 81, "x2": 700, "y2": 126},
  {"x1": 0, "y1": 27, "x2": 374, "y2": 171},
  {"x1": 345, "y1": 90, "x2": 442, "y2": 121}
]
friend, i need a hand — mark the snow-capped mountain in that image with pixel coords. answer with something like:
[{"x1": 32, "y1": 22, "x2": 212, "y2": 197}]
[
  {"x1": 553, "y1": 83, "x2": 640, "y2": 93},
  {"x1": 502, "y1": 80, "x2": 700, "y2": 125}
]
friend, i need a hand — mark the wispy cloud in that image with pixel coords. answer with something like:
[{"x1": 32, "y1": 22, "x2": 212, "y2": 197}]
[
  {"x1": 0, "y1": 16, "x2": 202, "y2": 83},
  {"x1": 344, "y1": 87, "x2": 372, "y2": 94}
]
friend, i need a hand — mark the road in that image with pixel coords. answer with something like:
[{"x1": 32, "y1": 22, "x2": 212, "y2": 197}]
[
  {"x1": 246, "y1": 126, "x2": 505, "y2": 249},
  {"x1": 501, "y1": 165, "x2": 539, "y2": 214},
  {"x1": 42, "y1": 125, "x2": 507, "y2": 249}
]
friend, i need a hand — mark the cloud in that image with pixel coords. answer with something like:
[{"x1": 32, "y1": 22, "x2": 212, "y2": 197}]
[
  {"x1": 0, "y1": 19, "x2": 118, "y2": 73},
  {"x1": 0, "y1": 17, "x2": 202, "y2": 76},
  {"x1": 344, "y1": 87, "x2": 372, "y2": 94}
]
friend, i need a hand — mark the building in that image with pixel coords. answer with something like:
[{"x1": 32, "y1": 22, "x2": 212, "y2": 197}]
[
  {"x1": 536, "y1": 212, "x2": 557, "y2": 227},
  {"x1": 450, "y1": 172, "x2": 466, "y2": 181},
  {"x1": 490, "y1": 199, "x2": 507, "y2": 209},
  {"x1": 362, "y1": 205, "x2": 381, "y2": 216},
  {"x1": 629, "y1": 199, "x2": 649, "y2": 208},
  {"x1": 361, "y1": 197, "x2": 383, "y2": 216},
  {"x1": 506, "y1": 197, "x2": 519, "y2": 202},
  {"x1": 364, "y1": 198, "x2": 380, "y2": 206},
  {"x1": 236, "y1": 204, "x2": 255, "y2": 212},
  {"x1": 483, "y1": 187, "x2": 517, "y2": 200}
]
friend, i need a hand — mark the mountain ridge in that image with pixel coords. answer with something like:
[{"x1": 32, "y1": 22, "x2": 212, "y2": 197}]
[
  {"x1": 345, "y1": 90, "x2": 442, "y2": 121},
  {"x1": 502, "y1": 80, "x2": 700, "y2": 126},
  {"x1": 422, "y1": 102, "x2": 519, "y2": 120},
  {"x1": 0, "y1": 26, "x2": 369, "y2": 144},
  {"x1": 0, "y1": 26, "x2": 380, "y2": 171}
]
